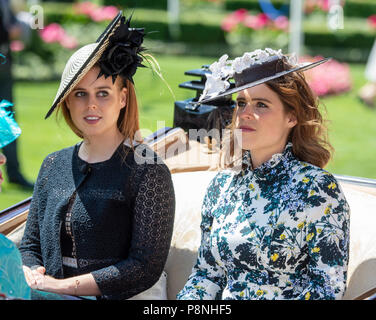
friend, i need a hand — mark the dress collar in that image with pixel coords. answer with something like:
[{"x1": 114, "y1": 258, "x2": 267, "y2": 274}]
[
  {"x1": 241, "y1": 142, "x2": 296, "y2": 179},
  {"x1": 74, "y1": 140, "x2": 128, "y2": 174}
]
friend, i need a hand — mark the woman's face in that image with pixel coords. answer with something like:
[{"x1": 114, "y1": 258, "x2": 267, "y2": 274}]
[
  {"x1": 65, "y1": 66, "x2": 127, "y2": 138},
  {"x1": 235, "y1": 83, "x2": 297, "y2": 154},
  {"x1": 0, "y1": 153, "x2": 6, "y2": 191}
]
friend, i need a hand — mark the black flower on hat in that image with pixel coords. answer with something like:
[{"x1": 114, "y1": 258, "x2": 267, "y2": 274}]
[{"x1": 97, "y1": 15, "x2": 146, "y2": 84}]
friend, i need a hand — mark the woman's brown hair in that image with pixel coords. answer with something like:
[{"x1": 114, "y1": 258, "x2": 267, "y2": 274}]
[
  {"x1": 57, "y1": 71, "x2": 142, "y2": 148},
  {"x1": 221, "y1": 60, "x2": 333, "y2": 169}
]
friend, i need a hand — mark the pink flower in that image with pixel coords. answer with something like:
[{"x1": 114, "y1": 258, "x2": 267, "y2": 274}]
[
  {"x1": 243, "y1": 14, "x2": 263, "y2": 30},
  {"x1": 89, "y1": 6, "x2": 119, "y2": 22},
  {"x1": 368, "y1": 15, "x2": 376, "y2": 28},
  {"x1": 304, "y1": 0, "x2": 317, "y2": 14},
  {"x1": 233, "y1": 8, "x2": 248, "y2": 22},
  {"x1": 222, "y1": 9, "x2": 288, "y2": 33},
  {"x1": 73, "y1": 1, "x2": 98, "y2": 16},
  {"x1": 39, "y1": 23, "x2": 66, "y2": 43},
  {"x1": 39, "y1": 23, "x2": 78, "y2": 49},
  {"x1": 256, "y1": 13, "x2": 270, "y2": 27},
  {"x1": 301, "y1": 55, "x2": 352, "y2": 96},
  {"x1": 274, "y1": 15, "x2": 289, "y2": 31},
  {"x1": 244, "y1": 14, "x2": 261, "y2": 30},
  {"x1": 221, "y1": 14, "x2": 240, "y2": 32},
  {"x1": 10, "y1": 40, "x2": 24, "y2": 52},
  {"x1": 242, "y1": 13, "x2": 270, "y2": 30},
  {"x1": 73, "y1": 2, "x2": 119, "y2": 22},
  {"x1": 60, "y1": 35, "x2": 78, "y2": 49},
  {"x1": 318, "y1": 0, "x2": 330, "y2": 12}
]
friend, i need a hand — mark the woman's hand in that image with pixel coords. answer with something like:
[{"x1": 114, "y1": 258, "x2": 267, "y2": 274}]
[
  {"x1": 23, "y1": 265, "x2": 46, "y2": 289},
  {"x1": 23, "y1": 265, "x2": 64, "y2": 292},
  {"x1": 23, "y1": 265, "x2": 101, "y2": 296}
]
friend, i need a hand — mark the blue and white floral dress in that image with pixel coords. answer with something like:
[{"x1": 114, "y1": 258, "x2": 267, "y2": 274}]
[{"x1": 177, "y1": 143, "x2": 350, "y2": 300}]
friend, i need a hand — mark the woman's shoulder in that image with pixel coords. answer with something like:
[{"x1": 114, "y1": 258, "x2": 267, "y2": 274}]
[
  {"x1": 45, "y1": 144, "x2": 75, "y2": 158},
  {"x1": 293, "y1": 160, "x2": 338, "y2": 184},
  {"x1": 202, "y1": 169, "x2": 233, "y2": 197},
  {"x1": 212, "y1": 169, "x2": 233, "y2": 184},
  {"x1": 39, "y1": 145, "x2": 76, "y2": 172},
  {"x1": 293, "y1": 160, "x2": 346, "y2": 201}
]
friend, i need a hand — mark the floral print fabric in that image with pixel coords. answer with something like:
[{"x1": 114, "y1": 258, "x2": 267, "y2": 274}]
[{"x1": 177, "y1": 143, "x2": 350, "y2": 300}]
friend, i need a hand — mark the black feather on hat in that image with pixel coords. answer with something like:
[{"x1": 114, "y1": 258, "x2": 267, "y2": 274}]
[
  {"x1": 97, "y1": 15, "x2": 146, "y2": 84},
  {"x1": 46, "y1": 12, "x2": 146, "y2": 119}
]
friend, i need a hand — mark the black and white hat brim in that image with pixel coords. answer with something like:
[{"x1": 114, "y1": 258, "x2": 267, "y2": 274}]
[
  {"x1": 45, "y1": 12, "x2": 123, "y2": 119},
  {"x1": 199, "y1": 57, "x2": 330, "y2": 105}
]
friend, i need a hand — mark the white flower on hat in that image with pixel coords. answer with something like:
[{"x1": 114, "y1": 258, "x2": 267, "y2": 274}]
[
  {"x1": 232, "y1": 56, "x2": 247, "y2": 74},
  {"x1": 198, "y1": 47, "x2": 329, "y2": 104},
  {"x1": 199, "y1": 73, "x2": 231, "y2": 102},
  {"x1": 286, "y1": 52, "x2": 298, "y2": 66},
  {"x1": 209, "y1": 54, "x2": 233, "y2": 79},
  {"x1": 241, "y1": 52, "x2": 255, "y2": 67},
  {"x1": 199, "y1": 48, "x2": 299, "y2": 103},
  {"x1": 265, "y1": 48, "x2": 283, "y2": 57},
  {"x1": 199, "y1": 54, "x2": 234, "y2": 102},
  {"x1": 232, "y1": 48, "x2": 284, "y2": 74},
  {"x1": 253, "y1": 49, "x2": 270, "y2": 63}
]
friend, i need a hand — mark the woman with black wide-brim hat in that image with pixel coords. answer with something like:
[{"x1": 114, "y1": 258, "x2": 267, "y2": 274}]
[
  {"x1": 178, "y1": 48, "x2": 350, "y2": 300},
  {"x1": 18, "y1": 12, "x2": 175, "y2": 300}
]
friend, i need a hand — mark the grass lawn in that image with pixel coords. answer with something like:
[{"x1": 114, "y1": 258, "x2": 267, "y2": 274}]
[{"x1": 1, "y1": 54, "x2": 375, "y2": 210}]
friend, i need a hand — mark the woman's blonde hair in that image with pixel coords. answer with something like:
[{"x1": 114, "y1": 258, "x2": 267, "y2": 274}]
[{"x1": 221, "y1": 63, "x2": 333, "y2": 169}]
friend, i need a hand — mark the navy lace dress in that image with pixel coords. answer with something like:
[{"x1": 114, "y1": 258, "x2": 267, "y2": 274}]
[{"x1": 19, "y1": 141, "x2": 175, "y2": 300}]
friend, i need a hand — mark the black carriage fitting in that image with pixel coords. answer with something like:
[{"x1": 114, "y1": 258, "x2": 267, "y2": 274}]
[{"x1": 173, "y1": 65, "x2": 236, "y2": 137}]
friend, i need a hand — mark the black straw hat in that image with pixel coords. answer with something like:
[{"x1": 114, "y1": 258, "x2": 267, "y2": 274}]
[
  {"x1": 45, "y1": 11, "x2": 146, "y2": 119},
  {"x1": 198, "y1": 48, "x2": 330, "y2": 104}
]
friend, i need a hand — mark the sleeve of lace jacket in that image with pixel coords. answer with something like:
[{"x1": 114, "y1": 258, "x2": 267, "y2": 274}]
[
  {"x1": 19, "y1": 156, "x2": 51, "y2": 268},
  {"x1": 91, "y1": 162, "x2": 175, "y2": 299},
  {"x1": 297, "y1": 173, "x2": 350, "y2": 300},
  {"x1": 177, "y1": 175, "x2": 226, "y2": 300}
]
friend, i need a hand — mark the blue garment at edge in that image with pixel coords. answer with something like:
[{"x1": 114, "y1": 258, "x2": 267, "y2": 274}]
[{"x1": 0, "y1": 99, "x2": 21, "y2": 149}]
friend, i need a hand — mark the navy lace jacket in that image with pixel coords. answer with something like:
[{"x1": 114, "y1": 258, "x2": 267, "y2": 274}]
[{"x1": 19, "y1": 142, "x2": 175, "y2": 300}]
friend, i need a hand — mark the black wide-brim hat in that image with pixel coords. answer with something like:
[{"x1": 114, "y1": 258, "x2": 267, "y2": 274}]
[
  {"x1": 199, "y1": 51, "x2": 330, "y2": 104},
  {"x1": 45, "y1": 11, "x2": 145, "y2": 119}
]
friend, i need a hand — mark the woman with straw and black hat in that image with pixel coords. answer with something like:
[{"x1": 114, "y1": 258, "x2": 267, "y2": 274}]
[
  {"x1": 177, "y1": 48, "x2": 350, "y2": 300},
  {"x1": 18, "y1": 13, "x2": 175, "y2": 300}
]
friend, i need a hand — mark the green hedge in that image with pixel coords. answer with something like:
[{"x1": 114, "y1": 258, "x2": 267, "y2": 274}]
[
  {"x1": 343, "y1": 0, "x2": 376, "y2": 18},
  {"x1": 304, "y1": 31, "x2": 374, "y2": 49},
  {"x1": 42, "y1": 9, "x2": 375, "y2": 49},
  {"x1": 42, "y1": 0, "x2": 74, "y2": 3},
  {"x1": 224, "y1": 0, "x2": 284, "y2": 12},
  {"x1": 38, "y1": 3, "x2": 376, "y2": 62},
  {"x1": 51, "y1": 0, "x2": 376, "y2": 18},
  {"x1": 131, "y1": 22, "x2": 225, "y2": 44},
  {"x1": 224, "y1": 0, "x2": 376, "y2": 18},
  {"x1": 103, "y1": 0, "x2": 167, "y2": 10}
]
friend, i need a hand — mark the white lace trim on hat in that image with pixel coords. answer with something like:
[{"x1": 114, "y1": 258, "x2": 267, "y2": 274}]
[{"x1": 199, "y1": 48, "x2": 299, "y2": 102}]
